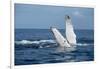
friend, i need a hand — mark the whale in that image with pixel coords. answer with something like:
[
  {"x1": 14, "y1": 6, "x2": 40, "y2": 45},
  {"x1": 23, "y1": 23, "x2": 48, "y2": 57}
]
[
  {"x1": 50, "y1": 27, "x2": 71, "y2": 47},
  {"x1": 50, "y1": 15, "x2": 76, "y2": 51},
  {"x1": 65, "y1": 15, "x2": 76, "y2": 45}
]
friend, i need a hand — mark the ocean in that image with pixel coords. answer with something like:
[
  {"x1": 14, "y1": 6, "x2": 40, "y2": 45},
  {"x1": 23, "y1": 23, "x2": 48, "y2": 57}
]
[{"x1": 15, "y1": 29, "x2": 94, "y2": 65}]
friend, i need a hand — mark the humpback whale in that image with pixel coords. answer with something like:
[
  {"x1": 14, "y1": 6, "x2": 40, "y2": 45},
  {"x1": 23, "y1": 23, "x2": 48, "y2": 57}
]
[
  {"x1": 65, "y1": 15, "x2": 76, "y2": 45},
  {"x1": 51, "y1": 15, "x2": 76, "y2": 51}
]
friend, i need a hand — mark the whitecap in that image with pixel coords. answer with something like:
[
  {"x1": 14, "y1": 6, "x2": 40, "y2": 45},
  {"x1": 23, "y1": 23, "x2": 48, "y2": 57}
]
[
  {"x1": 15, "y1": 39, "x2": 56, "y2": 45},
  {"x1": 76, "y1": 43, "x2": 93, "y2": 46}
]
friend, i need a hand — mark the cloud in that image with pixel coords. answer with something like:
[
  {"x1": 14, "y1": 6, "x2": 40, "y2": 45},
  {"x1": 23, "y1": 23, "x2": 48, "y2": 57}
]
[{"x1": 72, "y1": 11, "x2": 84, "y2": 17}]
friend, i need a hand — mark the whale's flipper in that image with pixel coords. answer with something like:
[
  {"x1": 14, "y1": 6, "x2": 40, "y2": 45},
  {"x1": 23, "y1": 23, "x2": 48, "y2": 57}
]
[
  {"x1": 65, "y1": 15, "x2": 76, "y2": 45},
  {"x1": 51, "y1": 27, "x2": 70, "y2": 47}
]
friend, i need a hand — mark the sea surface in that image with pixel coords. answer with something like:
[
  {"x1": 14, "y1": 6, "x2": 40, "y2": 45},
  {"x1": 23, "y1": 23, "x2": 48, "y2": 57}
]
[{"x1": 15, "y1": 29, "x2": 94, "y2": 65}]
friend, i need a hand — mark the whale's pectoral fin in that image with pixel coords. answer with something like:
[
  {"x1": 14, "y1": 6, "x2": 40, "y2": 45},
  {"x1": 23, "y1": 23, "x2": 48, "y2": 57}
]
[
  {"x1": 50, "y1": 27, "x2": 70, "y2": 47},
  {"x1": 65, "y1": 15, "x2": 76, "y2": 45}
]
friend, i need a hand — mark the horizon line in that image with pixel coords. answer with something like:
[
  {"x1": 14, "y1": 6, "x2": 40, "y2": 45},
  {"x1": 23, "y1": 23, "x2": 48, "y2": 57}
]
[{"x1": 15, "y1": 28, "x2": 94, "y2": 30}]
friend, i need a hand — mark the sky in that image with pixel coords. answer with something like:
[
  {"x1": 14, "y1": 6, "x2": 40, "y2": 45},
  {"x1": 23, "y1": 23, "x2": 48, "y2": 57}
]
[{"x1": 15, "y1": 3, "x2": 94, "y2": 30}]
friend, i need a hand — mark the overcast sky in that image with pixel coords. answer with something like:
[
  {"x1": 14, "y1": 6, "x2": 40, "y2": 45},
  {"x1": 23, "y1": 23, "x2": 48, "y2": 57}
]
[{"x1": 15, "y1": 3, "x2": 94, "y2": 30}]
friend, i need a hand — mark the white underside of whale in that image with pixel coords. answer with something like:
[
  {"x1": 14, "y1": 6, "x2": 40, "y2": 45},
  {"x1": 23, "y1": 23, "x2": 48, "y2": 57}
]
[
  {"x1": 51, "y1": 15, "x2": 76, "y2": 50},
  {"x1": 51, "y1": 27, "x2": 71, "y2": 47},
  {"x1": 65, "y1": 16, "x2": 76, "y2": 45}
]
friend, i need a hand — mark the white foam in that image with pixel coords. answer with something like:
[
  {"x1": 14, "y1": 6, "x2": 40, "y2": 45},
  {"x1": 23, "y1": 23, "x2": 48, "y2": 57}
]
[
  {"x1": 15, "y1": 40, "x2": 38, "y2": 45},
  {"x1": 15, "y1": 40, "x2": 56, "y2": 45},
  {"x1": 15, "y1": 40, "x2": 93, "y2": 47},
  {"x1": 76, "y1": 43, "x2": 93, "y2": 46},
  {"x1": 39, "y1": 40, "x2": 55, "y2": 43}
]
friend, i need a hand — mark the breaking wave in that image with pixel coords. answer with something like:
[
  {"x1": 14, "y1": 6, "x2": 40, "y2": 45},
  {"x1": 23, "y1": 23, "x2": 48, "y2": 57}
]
[
  {"x1": 15, "y1": 39, "x2": 93, "y2": 46},
  {"x1": 76, "y1": 43, "x2": 93, "y2": 46},
  {"x1": 15, "y1": 40, "x2": 56, "y2": 45}
]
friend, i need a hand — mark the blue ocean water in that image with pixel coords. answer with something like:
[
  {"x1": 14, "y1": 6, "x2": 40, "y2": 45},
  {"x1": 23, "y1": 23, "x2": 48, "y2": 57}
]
[{"x1": 15, "y1": 29, "x2": 94, "y2": 65}]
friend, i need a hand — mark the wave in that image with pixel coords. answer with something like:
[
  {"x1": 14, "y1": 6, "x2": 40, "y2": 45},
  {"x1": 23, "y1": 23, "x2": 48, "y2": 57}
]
[
  {"x1": 15, "y1": 40, "x2": 56, "y2": 45},
  {"x1": 76, "y1": 43, "x2": 93, "y2": 46},
  {"x1": 15, "y1": 40, "x2": 93, "y2": 46}
]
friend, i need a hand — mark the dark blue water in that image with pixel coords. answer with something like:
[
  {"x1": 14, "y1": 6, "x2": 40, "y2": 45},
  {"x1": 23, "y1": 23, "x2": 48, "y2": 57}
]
[{"x1": 15, "y1": 29, "x2": 94, "y2": 65}]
